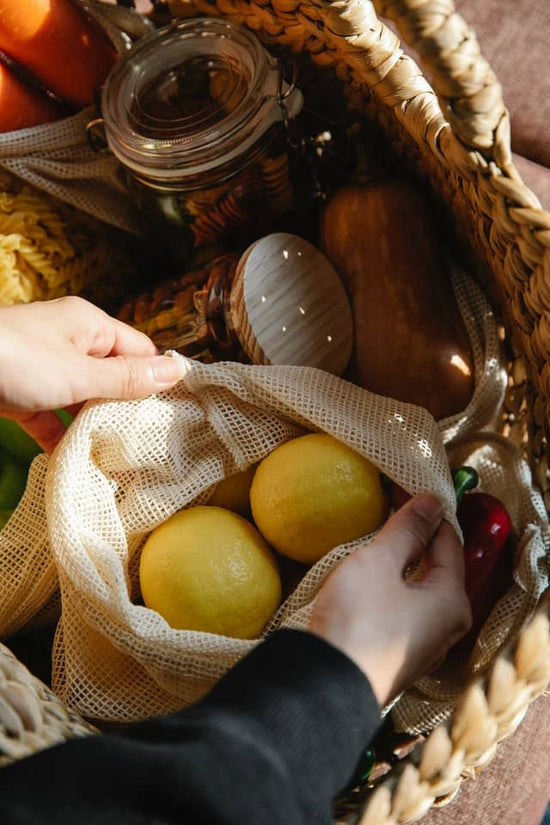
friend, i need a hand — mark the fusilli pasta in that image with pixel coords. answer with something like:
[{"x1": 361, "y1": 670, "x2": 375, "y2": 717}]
[{"x1": 0, "y1": 172, "x2": 141, "y2": 311}]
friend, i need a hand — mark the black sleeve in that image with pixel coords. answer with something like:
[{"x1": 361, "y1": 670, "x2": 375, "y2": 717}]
[{"x1": 0, "y1": 629, "x2": 381, "y2": 825}]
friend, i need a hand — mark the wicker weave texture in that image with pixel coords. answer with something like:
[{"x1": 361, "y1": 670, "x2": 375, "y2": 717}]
[
  {"x1": 356, "y1": 607, "x2": 550, "y2": 824},
  {"x1": 162, "y1": 0, "x2": 550, "y2": 505},
  {"x1": 0, "y1": 1, "x2": 548, "y2": 822},
  {"x1": 151, "y1": 0, "x2": 550, "y2": 818},
  {"x1": 0, "y1": 643, "x2": 97, "y2": 768}
]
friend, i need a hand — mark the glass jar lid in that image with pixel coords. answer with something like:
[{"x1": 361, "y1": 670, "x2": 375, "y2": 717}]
[{"x1": 101, "y1": 17, "x2": 302, "y2": 181}]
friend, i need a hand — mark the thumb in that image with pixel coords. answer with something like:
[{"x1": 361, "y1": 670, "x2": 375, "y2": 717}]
[
  {"x1": 422, "y1": 520, "x2": 466, "y2": 586},
  {"x1": 79, "y1": 354, "x2": 184, "y2": 401},
  {"x1": 376, "y1": 494, "x2": 444, "y2": 571}
]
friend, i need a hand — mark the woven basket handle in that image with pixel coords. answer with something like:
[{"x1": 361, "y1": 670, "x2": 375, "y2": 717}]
[
  {"x1": 372, "y1": 0, "x2": 507, "y2": 154},
  {"x1": 360, "y1": 605, "x2": 550, "y2": 824}
]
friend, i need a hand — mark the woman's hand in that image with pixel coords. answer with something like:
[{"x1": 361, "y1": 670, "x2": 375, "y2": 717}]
[
  {"x1": 0, "y1": 296, "x2": 183, "y2": 453},
  {"x1": 310, "y1": 494, "x2": 472, "y2": 706}
]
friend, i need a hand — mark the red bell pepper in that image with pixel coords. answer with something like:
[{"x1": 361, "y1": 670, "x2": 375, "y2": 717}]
[
  {"x1": 389, "y1": 467, "x2": 514, "y2": 664},
  {"x1": 450, "y1": 466, "x2": 514, "y2": 661}
]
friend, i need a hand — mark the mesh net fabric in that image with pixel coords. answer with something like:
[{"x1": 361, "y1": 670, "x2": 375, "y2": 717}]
[
  {"x1": 0, "y1": 270, "x2": 547, "y2": 730},
  {"x1": 44, "y1": 361, "x2": 456, "y2": 721},
  {"x1": 0, "y1": 110, "x2": 140, "y2": 234},
  {"x1": 392, "y1": 425, "x2": 550, "y2": 733},
  {"x1": 391, "y1": 269, "x2": 550, "y2": 732}
]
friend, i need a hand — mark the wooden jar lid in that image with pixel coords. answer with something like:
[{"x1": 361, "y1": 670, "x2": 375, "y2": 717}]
[{"x1": 229, "y1": 233, "x2": 353, "y2": 375}]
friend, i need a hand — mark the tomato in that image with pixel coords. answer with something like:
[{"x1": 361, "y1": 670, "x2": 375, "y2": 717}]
[
  {"x1": 0, "y1": 60, "x2": 64, "y2": 131},
  {"x1": 0, "y1": 0, "x2": 117, "y2": 108}
]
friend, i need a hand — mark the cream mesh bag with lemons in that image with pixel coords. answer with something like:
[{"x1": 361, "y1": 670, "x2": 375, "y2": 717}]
[{"x1": 0, "y1": 269, "x2": 547, "y2": 732}]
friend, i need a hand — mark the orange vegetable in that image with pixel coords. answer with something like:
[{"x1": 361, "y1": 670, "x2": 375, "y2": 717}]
[
  {"x1": 0, "y1": 0, "x2": 117, "y2": 108},
  {"x1": 319, "y1": 175, "x2": 474, "y2": 420},
  {"x1": 0, "y1": 60, "x2": 64, "y2": 131}
]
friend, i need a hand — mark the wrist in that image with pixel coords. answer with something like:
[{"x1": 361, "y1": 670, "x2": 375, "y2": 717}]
[{"x1": 308, "y1": 620, "x2": 392, "y2": 706}]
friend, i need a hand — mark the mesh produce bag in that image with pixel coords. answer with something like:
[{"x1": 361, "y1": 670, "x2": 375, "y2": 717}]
[
  {"x1": 1, "y1": 0, "x2": 550, "y2": 820},
  {"x1": 0, "y1": 270, "x2": 546, "y2": 731}
]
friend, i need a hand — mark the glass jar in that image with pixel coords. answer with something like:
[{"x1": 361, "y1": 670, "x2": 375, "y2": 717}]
[
  {"x1": 101, "y1": 17, "x2": 303, "y2": 266},
  {"x1": 118, "y1": 233, "x2": 353, "y2": 376},
  {"x1": 118, "y1": 251, "x2": 246, "y2": 363}
]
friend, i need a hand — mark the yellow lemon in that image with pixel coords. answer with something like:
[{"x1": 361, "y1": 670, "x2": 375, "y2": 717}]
[
  {"x1": 207, "y1": 464, "x2": 258, "y2": 517},
  {"x1": 139, "y1": 505, "x2": 281, "y2": 638},
  {"x1": 250, "y1": 433, "x2": 388, "y2": 563}
]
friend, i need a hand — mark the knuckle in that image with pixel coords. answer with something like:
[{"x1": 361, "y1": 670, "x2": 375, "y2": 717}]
[
  {"x1": 119, "y1": 355, "x2": 142, "y2": 397},
  {"x1": 403, "y1": 520, "x2": 430, "y2": 551},
  {"x1": 57, "y1": 294, "x2": 87, "y2": 312}
]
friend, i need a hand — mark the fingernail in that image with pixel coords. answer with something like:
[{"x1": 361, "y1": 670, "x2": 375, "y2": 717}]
[
  {"x1": 412, "y1": 493, "x2": 444, "y2": 523},
  {"x1": 151, "y1": 356, "x2": 183, "y2": 385}
]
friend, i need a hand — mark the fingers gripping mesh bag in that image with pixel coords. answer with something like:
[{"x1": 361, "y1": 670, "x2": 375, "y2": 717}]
[{"x1": 0, "y1": 271, "x2": 547, "y2": 728}]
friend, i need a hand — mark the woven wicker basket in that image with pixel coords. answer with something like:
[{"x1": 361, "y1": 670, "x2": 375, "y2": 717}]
[{"x1": 1, "y1": 0, "x2": 550, "y2": 822}]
